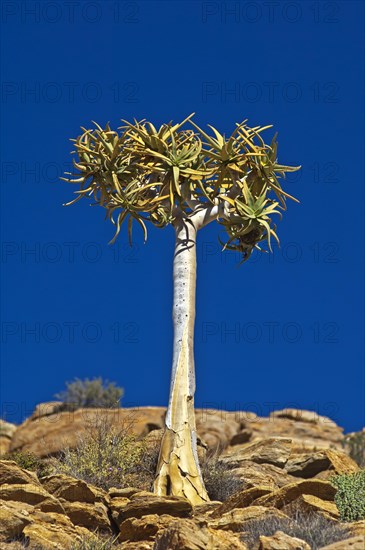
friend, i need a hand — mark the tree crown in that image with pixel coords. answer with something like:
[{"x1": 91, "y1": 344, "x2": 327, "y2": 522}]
[{"x1": 63, "y1": 114, "x2": 300, "y2": 261}]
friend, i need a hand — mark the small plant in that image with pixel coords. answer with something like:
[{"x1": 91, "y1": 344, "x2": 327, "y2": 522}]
[
  {"x1": 3, "y1": 450, "x2": 52, "y2": 478},
  {"x1": 331, "y1": 470, "x2": 365, "y2": 522},
  {"x1": 71, "y1": 531, "x2": 119, "y2": 550},
  {"x1": 240, "y1": 510, "x2": 350, "y2": 550},
  {"x1": 201, "y1": 451, "x2": 243, "y2": 501},
  {"x1": 50, "y1": 414, "x2": 147, "y2": 490},
  {"x1": 55, "y1": 377, "x2": 124, "y2": 411},
  {"x1": 343, "y1": 431, "x2": 365, "y2": 468}
]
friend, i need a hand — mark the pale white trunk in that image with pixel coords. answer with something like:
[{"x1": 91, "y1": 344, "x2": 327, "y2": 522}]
[{"x1": 154, "y1": 217, "x2": 209, "y2": 504}]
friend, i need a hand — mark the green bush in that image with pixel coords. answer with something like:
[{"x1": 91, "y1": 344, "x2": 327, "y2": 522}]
[
  {"x1": 331, "y1": 470, "x2": 365, "y2": 522},
  {"x1": 240, "y1": 510, "x2": 350, "y2": 549},
  {"x1": 50, "y1": 414, "x2": 150, "y2": 490},
  {"x1": 54, "y1": 377, "x2": 123, "y2": 411},
  {"x1": 3, "y1": 450, "x2": 52, "y2": 478}
]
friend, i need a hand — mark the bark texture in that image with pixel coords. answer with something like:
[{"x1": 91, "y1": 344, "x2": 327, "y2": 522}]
[{"x1": 154, "y1": 218, "x2": 209, "y2": 505}]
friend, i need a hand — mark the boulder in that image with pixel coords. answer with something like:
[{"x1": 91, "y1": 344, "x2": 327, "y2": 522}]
[
  {"x1": 252, "y1": 479, "x2": 336, "y2": 509},
  {"x1": 114, "y1": 493, "x2": 192, "y2": 523},
  {"x1": 258, "y1": 530, "x2": 311, "y2": 550},
  {"x1": 247, "y1": 409, "x2": 344, "y2": 450},
  {"x1": 0, "y1": 499, "x2": 32, "y2": 541},
  {"x1": 285, "y1": 449, "x2": 360, "y2": 478},
  {"x1": 60, "y1": 500, "x2": 111, "y2": 531},
  {"x1": 0, "y1": 460, "x2": 39, "y2": 485},
  {"x1": 325, "y1": 449, "x2": 360, "y2": 474},
  {"x1": 348, "y1": 520, "x2": 365, "y2": 537},
  {"x1": 219, "y1": 460, "x2": 301, "y2": 491},
  {"x1": 230, "y1": 429, "x2": 253, "y2": 446},
  {"x1": 153, "y1": 518, "x2": 248, "y2": 550},
  {"x1": 29, "y1": 402, "x2": 63, "y2": 420},
  {"x1": 208, "y1": 506, "x2": 289, "y2": 532},
  {"x1": 22, "y1": 511, "x2": 92, "y2": 549},
  {"x1": 211, "y1": 486, "x2": 273, "y2": 517},
  {"x1": 41, "y1": 474, "x2": 107, "y2": 504},
  {"x1": 221, "y1": 438, "x2": 292, "y2": 468},
  {"x1": 0, "y1": 483, "x2": 64, "y2": 513},
  {"x1": 319, "y1": 535, "x2": 365, "y2": 549},
  {"x1": 195, "y1": 409, "x2": 242, "y2": 449},
  {"x1": 118, "y1": 513, "x2": 177, "y2": 542},
  {"x1": 283, "y1": 494, "x2": 339, "y2": 518}
]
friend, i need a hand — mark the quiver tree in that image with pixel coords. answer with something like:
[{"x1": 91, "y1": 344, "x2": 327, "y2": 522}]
[{"x1": 62, "y1": 113, "x2": 300, "y2": 505}]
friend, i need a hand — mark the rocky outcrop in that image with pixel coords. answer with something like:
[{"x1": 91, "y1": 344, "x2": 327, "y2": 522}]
[
  {"x1": 7, "y1": 405, "x2": 346, "y2": 458},
  {"x1": 9, "y1": 407, "x2": 167, "y2": 457},
  {"x1": 0, "y1": 405, "x2": 362, "y2": 549}
]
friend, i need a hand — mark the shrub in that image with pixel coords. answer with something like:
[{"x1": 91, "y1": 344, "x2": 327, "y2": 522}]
[
  {"x1": 71, "y1": 532, "x2": 119, "y2": 549},
  {"x1": 240, "y1": 510, "x2": 350, "y2": 550},
  {"x1": 201, "y1": 451, "x2": 243, "y2": 501},
  {"x1": 3, "y1": 450, "x2": 52, "y2": 478},
  {"x1": 343, "y1": 431, "x2": 365, "y2": 468},
  {"x1": 54, "y1": 377, "x2": 123, "y2": 411},
  {"x1": 50, "y1": 414, "x2": 150, "y2": 490},
  {"x1": 331, "y1": 470, "x2": 365, "y2": 522}
]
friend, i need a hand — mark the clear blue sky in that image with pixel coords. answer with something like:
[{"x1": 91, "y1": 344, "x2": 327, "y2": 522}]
[{"x1": 1, "y1": 1, "x2": 364, "y2": 432}]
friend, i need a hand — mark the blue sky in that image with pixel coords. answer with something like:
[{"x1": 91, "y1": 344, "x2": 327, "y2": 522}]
[{"x1": 1, "y1": 1, "x2": 364, "y2": 432}]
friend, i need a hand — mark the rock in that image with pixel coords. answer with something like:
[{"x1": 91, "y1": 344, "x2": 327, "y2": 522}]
[
  {"x1": 220, "y1": 460, "x2": 301, "y2": 491},
  {"x1": 61, "y1": 500, "x2": 111, "y2": 531},
  {"x1": 319, "y1": 535, "x2": 365, "y2": 550},
  {"x1": 0, "y1": 499, "x2": 32, "y2": 540},
  {"x1": 0, "y1": 421, "x2": 17, "y2": 456},
  {"x1": 325, "y1": 449, "x2": 360, "y2": 474},
  {"x1": 284, "y1": 452, "x2": 331, "y2": 478},
  {"x1": 230, "y1": 430, "x2": 253, "y2": 446},
  {"x1": 283, "y1": 494, "x2": 339, "y2": 518},
  {"x1": 22, "y1": 511, "x2": 92, "y2": 549},
  {"x1": 41, "y1": 474, "x2": 107, "y2": 504},
  {"x1": 270, "y1": 409, "x2": 337, "y2": 425},
  {"x1": 10, "y1": 407, "x2": 166, "y2": 457},
  {"x1": 0, "y1": 460, "x2": 39, "y2": 485},
  {"x1": 285, "y1": 449, "x2": 360, "y2": 479},
  {"x1": 109, "y1": 496, "x2": 131, "y2": 515},
  {"x1": 109, "y1": 486, "x2": 141, "y2": 498},
  {"x1": 122, "y1": 543, "x2": 154, "y2": 550},
  {"x1": 115, "y1": 494, "x2": 192, "y2": 522},
  {"x1": 349, "y1": 520, "x2": 365, "y2": 537},
  {"x1": 208, "y1": 506, "x2": 289, "y2": 532},
  {"x1": 29, "y1": 402, "x2": 63, "y2": 420},
  {"x1": 252, "y1": 479, "x2": 336, "y2": 509},
  {"x1": 153, "y1": 518, "x2": 248, "y2": 550},
  {"x1": 247, "y1": 409, "x2": 344, "y2": 450},
  {"x1": 211, "y1": 486, "x2": 273, "y2": 517},
  {"x1": 258, "y1": 530, "x2": 311, "y2": 550},
  {"x1": 221, "y1": 438, "x2": 292, "y2": 468},
  {"x1": 0, "y1": 483, "x2": 64, "y2": 513},
  {"x1": 118, "y1": 513, "x2": 177, "y2": 542},
  {"x1": 0, "y1": 420, "x2": 17, "y2": 439},
  {"x1": 195, "y1": 409, "x2": 242, "y2": 450}
]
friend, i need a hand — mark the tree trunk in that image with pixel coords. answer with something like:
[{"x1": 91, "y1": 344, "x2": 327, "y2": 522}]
[{"x1": 153, "y1": 217, "x2": 209, "y2": 505}]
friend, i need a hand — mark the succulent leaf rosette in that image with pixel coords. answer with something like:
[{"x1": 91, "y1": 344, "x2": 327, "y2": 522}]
[{"x1": 63, "y1": 114, "x2": 300, "y2": 261}]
